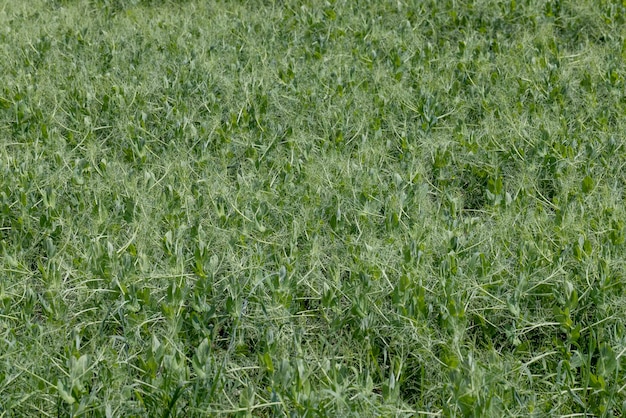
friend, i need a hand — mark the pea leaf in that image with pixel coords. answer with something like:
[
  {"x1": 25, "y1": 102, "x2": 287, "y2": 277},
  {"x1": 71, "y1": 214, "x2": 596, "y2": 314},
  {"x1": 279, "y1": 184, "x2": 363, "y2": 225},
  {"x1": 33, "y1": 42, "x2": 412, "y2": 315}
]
[{"x1": 582, "y1": 175, "x2": 594, "y2": 194}]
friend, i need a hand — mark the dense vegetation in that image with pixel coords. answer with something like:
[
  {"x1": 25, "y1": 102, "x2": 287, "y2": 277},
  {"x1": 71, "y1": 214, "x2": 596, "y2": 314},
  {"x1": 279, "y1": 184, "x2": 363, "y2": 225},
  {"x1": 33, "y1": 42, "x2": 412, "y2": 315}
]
[{"x1": 1, "y1": 0, "x2": 626, "y2": 416}]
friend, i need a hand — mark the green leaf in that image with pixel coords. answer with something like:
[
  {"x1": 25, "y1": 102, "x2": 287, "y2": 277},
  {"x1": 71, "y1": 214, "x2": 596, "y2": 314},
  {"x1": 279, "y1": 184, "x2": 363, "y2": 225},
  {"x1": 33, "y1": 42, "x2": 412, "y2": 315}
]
[
  {"x1": 589, "y1": 373, "x2": 606, "y2": 391},
  {"x1": 583, "y1": 238, "x2": 592, "y2": 255},
  {"x1": 442, "y1": 348, "x2": 459, "y2": 369},
  {"x1": 598, "y1": 343, "x2": 617, "y2": 375},
  {"x1": 259, "y1": 351, "x2": 274, "y2": 372},
  {"x1": 582, "y1": 175, "x2": 594, "y2": 194},
  {"x1": 57, "y1": 380, "x2": 75, "y2": 405},
  {"x1": 507, "y1": 299, "x2": 520, "y2": 317},
  {"x1": 192, "y1": 354, "x2": 206, "y2": 379},
  {"x1": 199, "y1": 337, "x2": 211, "y2": 358}
]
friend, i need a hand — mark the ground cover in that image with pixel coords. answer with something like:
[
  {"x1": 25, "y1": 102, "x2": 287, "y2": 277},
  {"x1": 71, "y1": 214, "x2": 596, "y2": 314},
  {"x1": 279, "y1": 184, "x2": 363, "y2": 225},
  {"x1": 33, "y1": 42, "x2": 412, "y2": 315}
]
[{"x1": 1, "y1": 0, "x2": 626, "y2": 416}]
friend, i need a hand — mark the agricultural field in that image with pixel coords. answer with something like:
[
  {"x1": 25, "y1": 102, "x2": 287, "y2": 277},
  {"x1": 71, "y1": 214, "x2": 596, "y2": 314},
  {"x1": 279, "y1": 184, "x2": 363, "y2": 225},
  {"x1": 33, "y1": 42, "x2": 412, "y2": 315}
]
[{"x1": 1, "y1": 0, "x2": 626, "y2": 416}]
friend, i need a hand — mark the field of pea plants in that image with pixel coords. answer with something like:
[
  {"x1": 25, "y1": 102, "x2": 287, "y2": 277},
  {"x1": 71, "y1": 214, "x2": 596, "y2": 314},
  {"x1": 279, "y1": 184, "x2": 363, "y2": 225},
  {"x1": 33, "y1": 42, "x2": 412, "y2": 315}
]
[{"x1": 1, "y1": 0, "x2": 626, "y2": 416}]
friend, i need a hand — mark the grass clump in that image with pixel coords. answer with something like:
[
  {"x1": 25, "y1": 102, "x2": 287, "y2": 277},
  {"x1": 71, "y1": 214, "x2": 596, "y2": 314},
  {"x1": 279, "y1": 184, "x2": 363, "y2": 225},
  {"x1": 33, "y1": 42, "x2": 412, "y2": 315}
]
[{"x1": 1, "y1": 0, "x2": 626, "y2": 416}]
